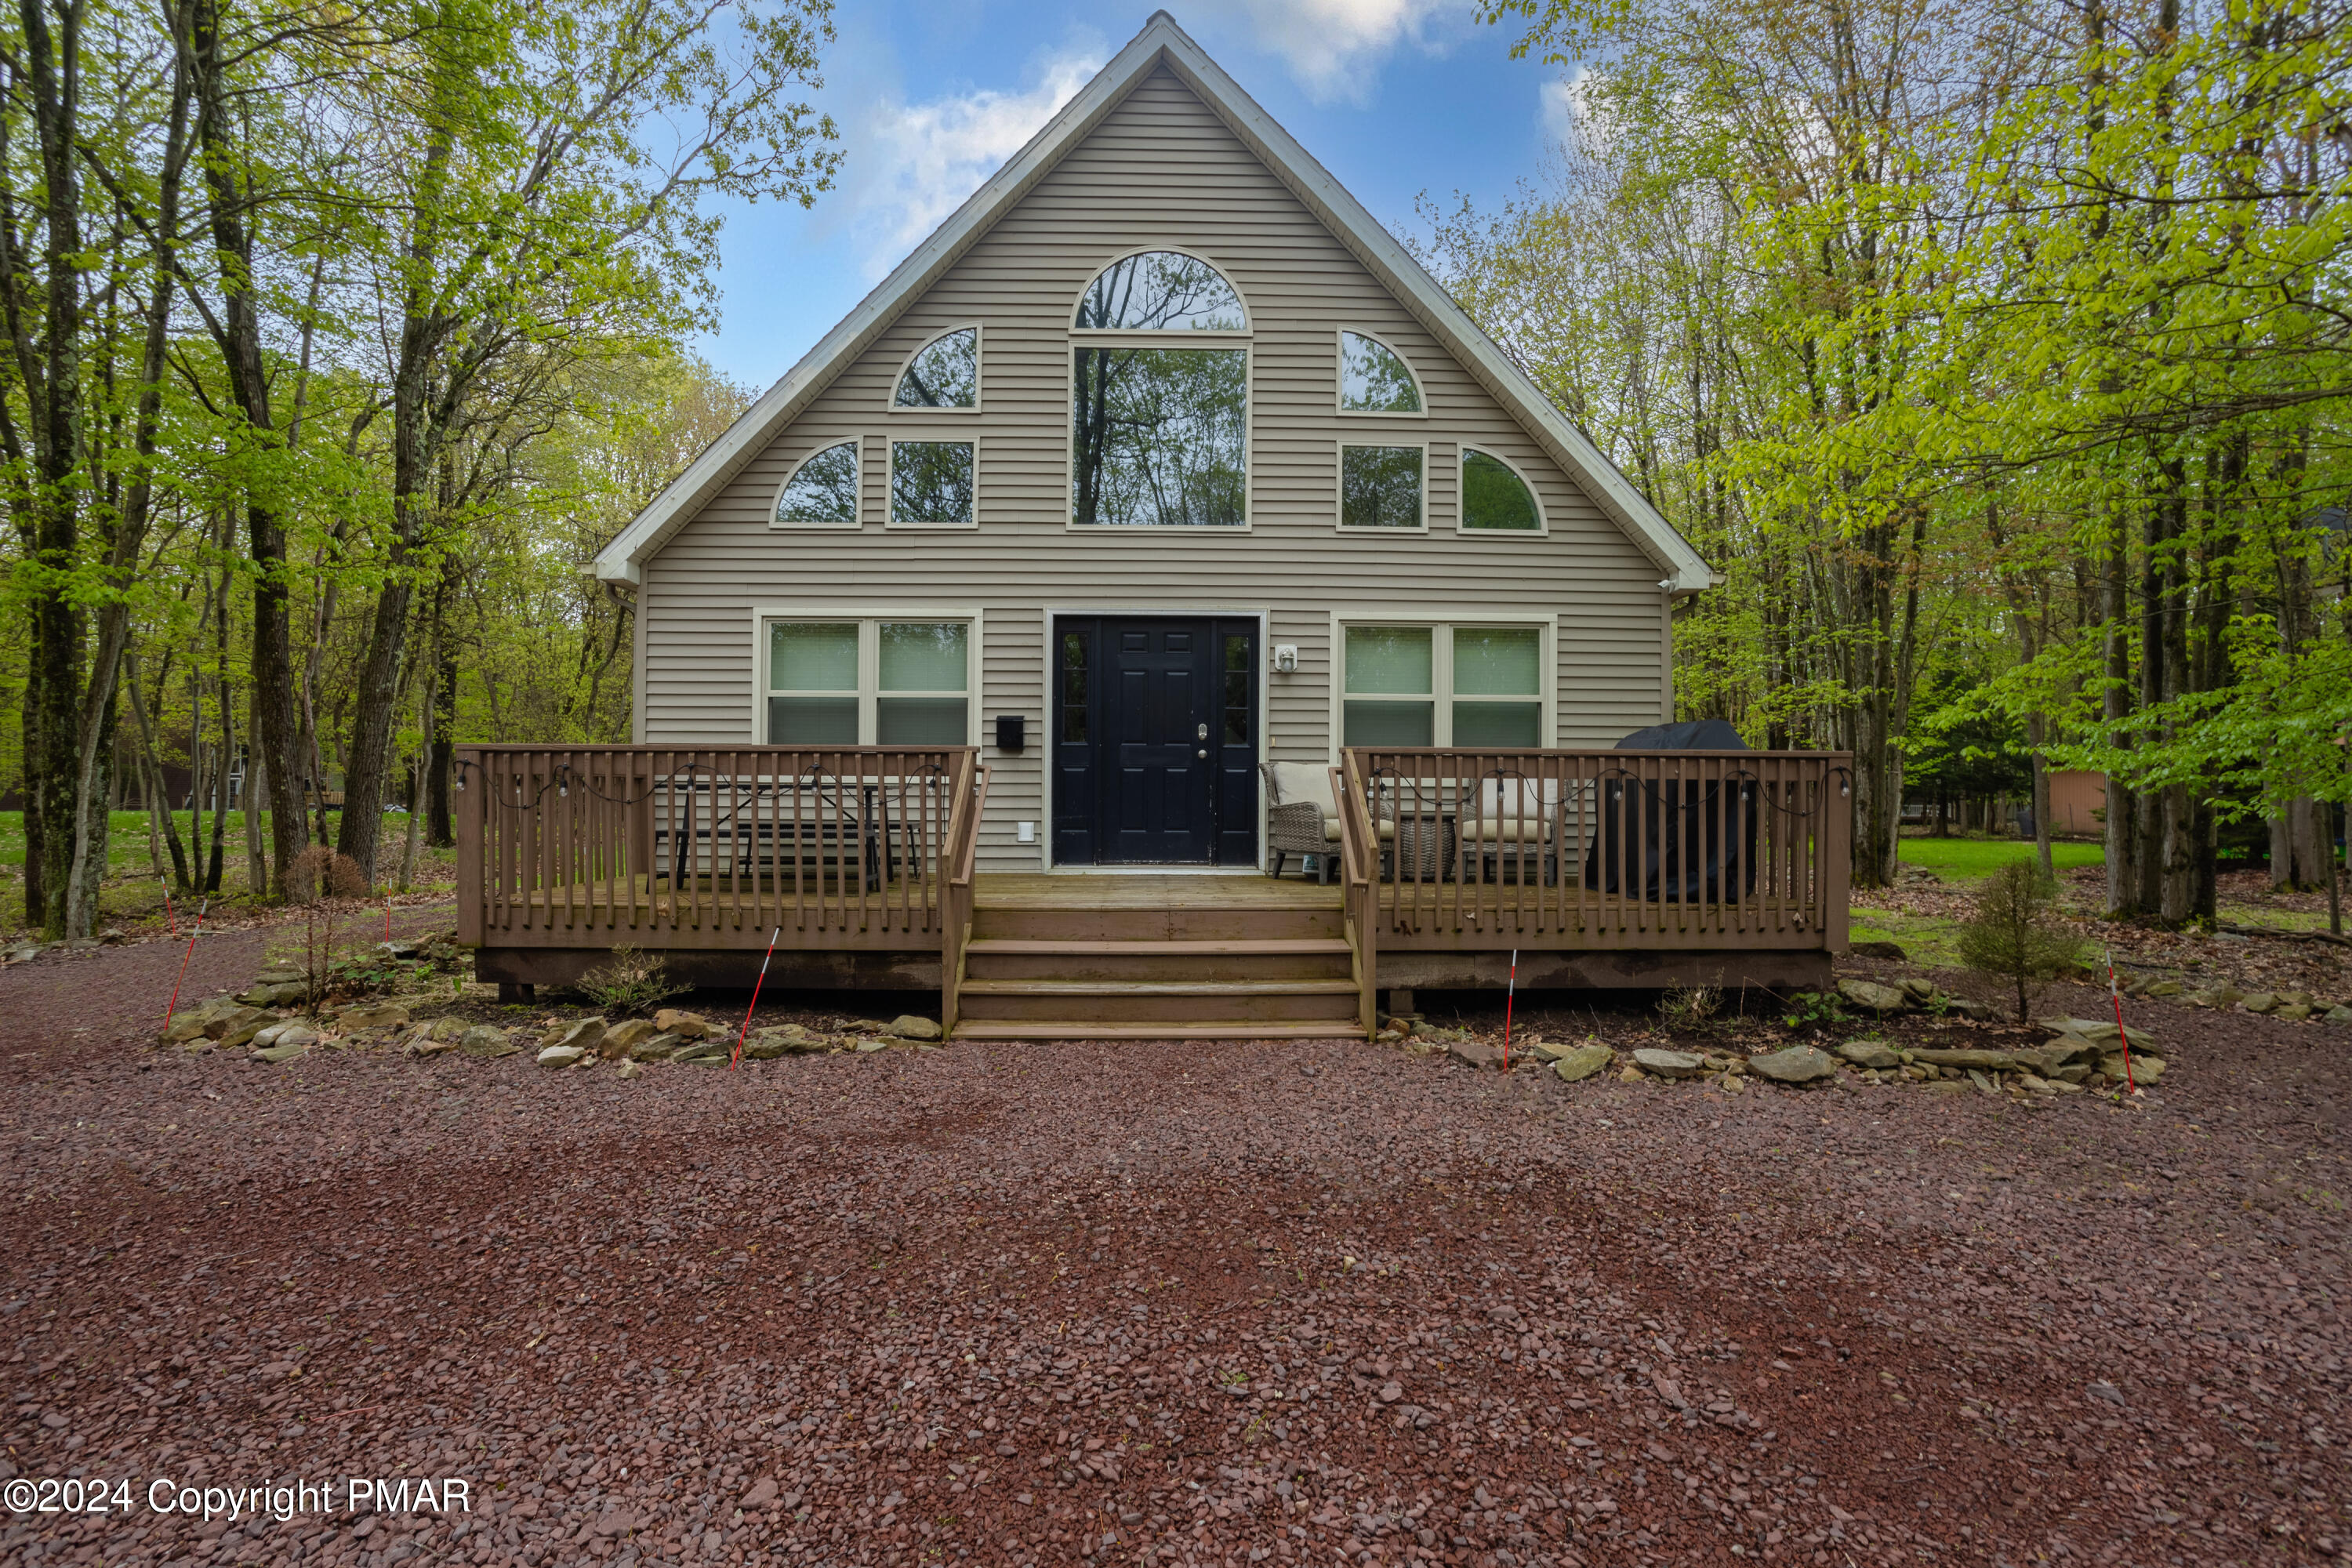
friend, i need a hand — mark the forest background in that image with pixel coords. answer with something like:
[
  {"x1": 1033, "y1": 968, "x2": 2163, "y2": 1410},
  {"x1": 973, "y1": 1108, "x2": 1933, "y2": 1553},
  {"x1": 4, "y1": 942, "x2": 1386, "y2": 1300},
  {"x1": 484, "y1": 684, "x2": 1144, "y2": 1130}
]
[{"x1": 2, "y1": 0, "x2": 2347, "y2": 940}]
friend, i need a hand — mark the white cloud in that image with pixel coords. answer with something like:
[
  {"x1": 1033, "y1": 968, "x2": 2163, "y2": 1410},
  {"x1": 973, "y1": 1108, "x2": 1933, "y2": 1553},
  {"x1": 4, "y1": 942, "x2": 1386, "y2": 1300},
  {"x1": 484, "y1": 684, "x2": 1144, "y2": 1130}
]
[
  {"x1": 847, "y1": 47, "x2": 1104, "y2": 279},
  {"x1": 1196, "y1": 0, "x2": 1457, "y2": 103},
  {"x1": 1539, "y1": 69, "x2": 1592, "y2": 149}
]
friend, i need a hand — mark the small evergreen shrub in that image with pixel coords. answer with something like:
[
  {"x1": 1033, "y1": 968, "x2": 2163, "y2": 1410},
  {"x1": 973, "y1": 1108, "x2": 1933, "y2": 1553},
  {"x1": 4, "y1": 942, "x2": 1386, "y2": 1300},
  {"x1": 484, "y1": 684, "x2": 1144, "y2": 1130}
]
[{"x1": 1957, "y1": 861, "x2": 2085, "y2": 1023}]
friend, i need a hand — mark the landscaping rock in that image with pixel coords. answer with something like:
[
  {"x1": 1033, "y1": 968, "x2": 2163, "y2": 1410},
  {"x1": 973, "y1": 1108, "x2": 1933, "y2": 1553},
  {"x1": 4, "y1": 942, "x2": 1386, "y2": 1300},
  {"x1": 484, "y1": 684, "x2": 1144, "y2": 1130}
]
[
  {"x1": 1836, "y1": 1040, "x2": 1901, "y2": 1070},
  {"x1": 461, "y1": 1025, "x2": 515, "y2": 1057},
  {"x1": 2041, "y1": 1018, "x2": 2162, "y2": 1057},
  {"x1": 1523, "y1": 1036, "x2": 1566, "y2": 1062},
  {"x1": 674, "y1": 1038, "x2": 729, "y2": 1062},
  {"x1": 615, "y1": 1058, "x2": 641, "y2": 1080},
  {"x1": 235, "y1": 980, "x2": 309, "y2": 1008},
  {"x1": 627, "y1": 1032, "x2": 684, "y2": 1061},
  {"x1": 3, "y1": 941, "x2": 42, "y2": 964},
  {"x1": 1944, "y1": 996, "x2": 1997, "y2": 1021},
  {"x1": 1550, "y1": 1044, "x2": 1613, "y2": 1083},
  {"x1": 886, "y1": 1014, "x2": 942, "y2": 1042},
  {"x1": 336, "y1": 1002, "x2": 410, "y2": 1032},
  {"x1": 1617, "y1": 1065, "x2": 1644, "y2": 1082},
  {"x1": 2273, "y1": 1002, "x2": 2314, "y2": 1022},
  {"x1": 751, "y1": 1023, "x2": 827, "y2": 1055},
  {"x1": 599, "y1": 1018, "x2": 658, "y2": 1058},
  {"x1": 539, "y1": 1018, "x2": 607, "y2": 1054},
  {"x1": 1448, "y1": 1039, "x2": 1501, "y2": 1070},
  {"x1": 251, "y1": 1040, "x2": 311, "y2": 1065},
  {"x1": 537, "y1": 1044, "x2": 586, "y2": 1069},
  {"x1": 2326, "y1": 1004, "x2": 2352, "y2": 1025},
  {"x1": 1898, "y1": 977, "x2": 1938, "y2": 1004},
  {"x1": 164, "y1": 997, "x2": 245, "y2": 1042},
  {"x1": 1966, "y1": 1069, "x2": 1995, "y2": 1095},
  {"x1": 1925, "y1": 1080, "x2": 1969, "y2": 1096},
  {"x1": 653, "y1": 1008, "x2": 713, "y2": 1039},
  {"x1": 403, "y1": 1027, "x2": 459, "y2": 1058},
  {"x1": 1837, "y1": 978, "x2": 1907, "y2": 1014},
  {"x1": 2100, "y1": 1053, "x2": 2165, "y2": 1086},
  {"x1": 1909, "y1": 1047, "x2": 2022, "y2": 1072},
  {"x1": 216, "y1": 1012, "x2": 281, "y2": 1050},
  {"x1": 1632, "y1": 1048, "x2": 1705, "y2": 1080},
  {"x1": 1749, "y1": 1045, "x2": 1836, "y2": 1084},
  {"x1": 2240, "y1": 992, "x2": 2279, "y2": 1014},
  {"x1": 2144, "y1": 979, "x2": 2183, "y2": 997}
]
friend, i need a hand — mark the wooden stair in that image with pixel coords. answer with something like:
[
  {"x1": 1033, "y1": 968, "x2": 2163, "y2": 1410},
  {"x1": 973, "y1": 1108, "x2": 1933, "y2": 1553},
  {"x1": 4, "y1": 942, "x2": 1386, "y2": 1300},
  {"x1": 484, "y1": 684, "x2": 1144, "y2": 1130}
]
[{"x1": 949, "y1": 886, "x2": 1367, "y2": 1041}]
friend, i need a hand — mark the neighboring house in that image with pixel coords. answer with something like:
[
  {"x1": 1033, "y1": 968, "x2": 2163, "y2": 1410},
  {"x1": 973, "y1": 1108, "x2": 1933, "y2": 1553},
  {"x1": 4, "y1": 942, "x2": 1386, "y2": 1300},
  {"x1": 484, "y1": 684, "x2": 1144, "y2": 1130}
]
[{"x1": 459, "y1": 14, "x2": 1851, "y2": 1037}]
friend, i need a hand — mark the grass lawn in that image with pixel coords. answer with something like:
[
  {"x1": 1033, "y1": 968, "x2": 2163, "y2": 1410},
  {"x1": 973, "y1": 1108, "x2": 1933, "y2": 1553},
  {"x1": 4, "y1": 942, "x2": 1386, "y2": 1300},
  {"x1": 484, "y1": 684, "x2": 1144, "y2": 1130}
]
[
  {"x1": 1897, "y1": 835, "x2": 2105, "y2": 880},
  {"x1": 0, "y1": 809, "x2": 455, "y2": 933}
]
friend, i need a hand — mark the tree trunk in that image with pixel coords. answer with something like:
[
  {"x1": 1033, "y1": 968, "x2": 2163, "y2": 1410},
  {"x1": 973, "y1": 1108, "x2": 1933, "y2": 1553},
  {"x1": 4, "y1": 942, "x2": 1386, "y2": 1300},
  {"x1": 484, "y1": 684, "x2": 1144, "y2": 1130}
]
[
  {"x1": 2103, "y1": 488, "x2": 2139, "y2": 916},
  {"x1": 427, "y1": 554, "x2": 459, "y2": 846},
  {"x1": 184, "y1": 0, "x2": 304, "y2": 902}
]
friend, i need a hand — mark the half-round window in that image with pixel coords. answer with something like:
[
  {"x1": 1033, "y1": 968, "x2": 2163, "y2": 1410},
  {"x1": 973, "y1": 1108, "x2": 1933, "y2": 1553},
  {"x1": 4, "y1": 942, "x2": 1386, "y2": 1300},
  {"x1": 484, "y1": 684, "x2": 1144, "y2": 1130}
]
[
  {"x1": 775, "y1": 441, "x2": 860, "y2": 528},
  {"x1": 895, "y1": 328, "x2": 978, "y2": 408},
  {"x1": 1075, "y1": 251, "x2": 1246, "y2": 331},
  {"x1": 1460, "y1": 448, "x2": 1542, "y2": 532},
  {"x1": 1339, "y1": 332, "x2": 1421, "y2": 413}
]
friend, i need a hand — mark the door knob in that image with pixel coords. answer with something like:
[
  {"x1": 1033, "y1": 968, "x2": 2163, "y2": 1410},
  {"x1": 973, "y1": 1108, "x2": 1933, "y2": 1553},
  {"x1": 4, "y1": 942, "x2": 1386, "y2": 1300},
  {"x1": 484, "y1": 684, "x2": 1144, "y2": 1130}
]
[{"x1": 1196, "y1": 749, "x2": 1207, "y2": 759}]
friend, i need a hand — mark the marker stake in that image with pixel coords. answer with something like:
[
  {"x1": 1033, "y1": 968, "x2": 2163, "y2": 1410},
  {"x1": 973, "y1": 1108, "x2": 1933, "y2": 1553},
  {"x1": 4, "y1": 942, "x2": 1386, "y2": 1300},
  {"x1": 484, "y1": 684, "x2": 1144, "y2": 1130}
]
[
  {"x1": 163, "y1": 898, "x2": 209, "y2": 1033},
  {"x1": 731, "y1": 927, "x2": 782, "y2": 1069},
  {"x1": 1503, "y1": 949, "x2": 1519, "y2": 1072},
  {"x1": 2106, "y1": 946, "x2": 2137, "y2": 1094}
]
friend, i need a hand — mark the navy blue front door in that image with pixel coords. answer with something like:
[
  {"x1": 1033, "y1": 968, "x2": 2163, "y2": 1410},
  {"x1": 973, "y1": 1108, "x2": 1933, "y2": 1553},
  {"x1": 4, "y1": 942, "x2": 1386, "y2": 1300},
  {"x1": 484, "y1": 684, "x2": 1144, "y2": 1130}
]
[{"x1": 1052, "y1": 617, "x2": 1258, "y2": 866}]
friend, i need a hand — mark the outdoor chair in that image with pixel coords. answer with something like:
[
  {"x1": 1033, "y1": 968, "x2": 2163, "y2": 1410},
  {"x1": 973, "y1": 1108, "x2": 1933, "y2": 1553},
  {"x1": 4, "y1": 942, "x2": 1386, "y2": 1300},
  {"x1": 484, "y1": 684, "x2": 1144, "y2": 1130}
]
[{"x1": 1261, "y1": 760, "x2": 1394, "y2": 882}]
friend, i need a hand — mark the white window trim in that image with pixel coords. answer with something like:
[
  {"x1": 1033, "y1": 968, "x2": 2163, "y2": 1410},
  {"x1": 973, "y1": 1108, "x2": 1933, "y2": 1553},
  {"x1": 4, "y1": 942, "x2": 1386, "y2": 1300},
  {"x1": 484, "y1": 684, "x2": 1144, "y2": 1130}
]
[
  {"x1": 1457, "y1": 445, "x2": 1550, "y2": 536},
  {"x1": 748, "y1": 608, "x2": 985, "y2": 746},
  {"x1": 1333, "y1": 438, "x2": 1428, "y2": 533},
  {"x1": 1334, "y1": 327, "x2": 1426, "y2": 418},
  {"x1": 1064, "y1": 338, "x2": 1254, "y2": 532},
  {"x1": 1326, "y1": 611, "x2": 1555, "y2": 759},
  {"x1": 885, "y1": 437, "x2": 982, "y2": 530},
  {"x1": 1069, "y1": 245, "x2": 1253, "y2": 334},
  {"x1": 887, "y1": 323, "x2": 985, "y2": 414},
  {"x1": 768, "y1": 437, "x2": 864, "y2": 532}
]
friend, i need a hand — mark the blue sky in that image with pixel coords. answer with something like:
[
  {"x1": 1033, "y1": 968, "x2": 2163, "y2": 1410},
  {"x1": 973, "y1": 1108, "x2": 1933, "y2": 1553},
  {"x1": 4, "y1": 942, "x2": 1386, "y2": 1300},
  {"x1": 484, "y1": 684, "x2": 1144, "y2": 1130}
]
[{"x1": 690, "y1": 0, "x2": 1576, "y2": 388}]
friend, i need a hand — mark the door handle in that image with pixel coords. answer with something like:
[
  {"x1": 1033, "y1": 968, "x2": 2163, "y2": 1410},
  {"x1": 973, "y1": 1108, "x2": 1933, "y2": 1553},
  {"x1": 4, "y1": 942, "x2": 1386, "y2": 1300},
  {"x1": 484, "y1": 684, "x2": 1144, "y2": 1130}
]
[
  {"x1": 1196, "y1": 749, "x2": 1208, "y2": 759},
  {"x1": 1196, "y1": 723, "x2": 1209, "y2": 741}
]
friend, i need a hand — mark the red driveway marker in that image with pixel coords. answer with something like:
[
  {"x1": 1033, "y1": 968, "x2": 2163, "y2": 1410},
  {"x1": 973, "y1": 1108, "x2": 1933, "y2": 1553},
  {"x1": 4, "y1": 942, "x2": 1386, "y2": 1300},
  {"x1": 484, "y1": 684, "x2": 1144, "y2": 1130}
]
[
  {"x1": 1502, "y1": 949, "x2": 1518, "y2": 1071},
  {"x1": 731, "y1": 927, "x2": 782, "y2": 1070},
  {"x1": 2107, "y1": 946, "x2": 2136, "y2": 1094},
  {"x1": 163, "y1": 898, "x2": 209, "y2": 1033}
]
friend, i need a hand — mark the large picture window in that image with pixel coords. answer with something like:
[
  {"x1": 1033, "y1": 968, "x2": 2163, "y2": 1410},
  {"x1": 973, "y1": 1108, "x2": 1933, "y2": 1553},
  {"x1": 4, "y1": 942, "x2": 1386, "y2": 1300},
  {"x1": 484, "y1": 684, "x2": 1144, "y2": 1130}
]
[
  {"x1": 1339, "y1": 622, "x2": 1545, "y2": 748},
  {"x1": 1071, "y1": 347, "x2": 1247, "y2": 527},
  {"x1": 765, "y1": 618, "x2": 973, "y2": 745}
]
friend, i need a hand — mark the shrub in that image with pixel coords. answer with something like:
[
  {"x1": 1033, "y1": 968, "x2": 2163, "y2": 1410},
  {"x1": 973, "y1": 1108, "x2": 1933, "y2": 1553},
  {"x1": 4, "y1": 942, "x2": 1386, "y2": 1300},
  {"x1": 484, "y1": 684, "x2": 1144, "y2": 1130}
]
[
  {"x1": 575, "y1": 945, "x2": 687, "y2": 1014},
  {"x1": 1957, "y1": 861, "x2": 2085, "y2": 1023}
]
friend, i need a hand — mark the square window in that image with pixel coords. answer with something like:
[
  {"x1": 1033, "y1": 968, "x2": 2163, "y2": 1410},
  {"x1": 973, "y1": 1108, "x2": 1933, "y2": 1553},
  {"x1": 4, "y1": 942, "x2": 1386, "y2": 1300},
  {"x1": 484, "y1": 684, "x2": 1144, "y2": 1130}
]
[
  {"x1": 891, "y1": 441, "x2": 975, "y2": 526},
  {"x1": 763, "y1": 617, "x2": 976, "y2": 745},
  {"x1": 1340, "y1": 445, "x2": 1423, "y2": 529},
  {"x1": 1340, "y1": 622, "x2": 1545, "y2": 749}
]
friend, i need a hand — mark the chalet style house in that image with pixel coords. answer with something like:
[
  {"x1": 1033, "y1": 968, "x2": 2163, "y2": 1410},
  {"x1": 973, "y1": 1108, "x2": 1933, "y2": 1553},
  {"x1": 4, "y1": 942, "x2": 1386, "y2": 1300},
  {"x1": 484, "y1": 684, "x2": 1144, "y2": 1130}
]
[{"x1": 456, "y1": 14, "x2": 1850, "y2": 1039}]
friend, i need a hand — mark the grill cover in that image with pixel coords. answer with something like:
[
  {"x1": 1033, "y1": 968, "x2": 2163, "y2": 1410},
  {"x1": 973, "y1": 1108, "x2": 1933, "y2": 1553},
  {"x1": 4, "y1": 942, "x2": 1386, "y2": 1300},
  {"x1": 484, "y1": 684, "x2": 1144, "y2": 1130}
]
[{"x1": 1583, "y1": 720, "x2": 1759, "y2": 902}]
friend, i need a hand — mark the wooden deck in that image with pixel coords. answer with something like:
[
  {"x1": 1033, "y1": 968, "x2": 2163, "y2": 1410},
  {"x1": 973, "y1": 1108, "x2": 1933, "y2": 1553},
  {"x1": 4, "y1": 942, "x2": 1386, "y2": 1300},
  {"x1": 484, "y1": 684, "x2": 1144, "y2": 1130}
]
[{"x1": 456, "y1": 744, "x2": 1853, "y2": 1038}]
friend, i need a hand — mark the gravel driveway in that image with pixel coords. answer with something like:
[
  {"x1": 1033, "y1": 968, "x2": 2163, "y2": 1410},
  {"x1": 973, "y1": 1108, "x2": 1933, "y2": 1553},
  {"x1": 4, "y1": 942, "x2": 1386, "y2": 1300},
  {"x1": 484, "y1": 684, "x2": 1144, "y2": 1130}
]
[{"x1": 2, "y1": 934, "x2": 2345, "y2": 1567}]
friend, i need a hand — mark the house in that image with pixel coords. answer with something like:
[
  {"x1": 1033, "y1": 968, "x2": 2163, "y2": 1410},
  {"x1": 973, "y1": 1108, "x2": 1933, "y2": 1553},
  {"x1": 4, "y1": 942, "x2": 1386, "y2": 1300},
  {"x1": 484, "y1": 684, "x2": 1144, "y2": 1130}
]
[{"x1": 456, "y1": 13, "x2": 1852, "y2": 1038}]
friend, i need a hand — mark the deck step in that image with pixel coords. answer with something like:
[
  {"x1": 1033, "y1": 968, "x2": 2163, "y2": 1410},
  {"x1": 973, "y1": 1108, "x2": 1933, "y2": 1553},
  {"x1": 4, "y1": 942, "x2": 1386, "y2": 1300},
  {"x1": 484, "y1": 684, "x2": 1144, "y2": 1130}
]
[
  {"x1": 959, "y1": 978, "x2": 1359, "y2": 996},
  {"x1": 951, "y1": 1020, "x2": 1369, "y2": 1041},
  {"x1": 964, "y1": 938, "x2": 1352, "y2": 956}
]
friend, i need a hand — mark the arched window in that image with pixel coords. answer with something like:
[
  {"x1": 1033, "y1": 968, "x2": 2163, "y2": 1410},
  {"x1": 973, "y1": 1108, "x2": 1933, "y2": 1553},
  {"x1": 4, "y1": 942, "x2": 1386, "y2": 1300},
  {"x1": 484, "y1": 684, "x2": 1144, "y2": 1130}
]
[
  {"x1": 1338, "y1": 331, "x2": 1422, "y2": 414},
  {"x1": 773, "y1": 441, "x2": 860, "y2": 528},
  {"x1": 1074, "y1": 251, "x2": 1246, "y2": 331},
  {"x1": 894, "y1": 328, "x2": 978, "y2": 408},
  {"x1": 1070, "y1": 252, "x2": 1249, "y2": 528},
  {"x1": 1459, "y1": 448, "x2": 1543, "y2": 532}
]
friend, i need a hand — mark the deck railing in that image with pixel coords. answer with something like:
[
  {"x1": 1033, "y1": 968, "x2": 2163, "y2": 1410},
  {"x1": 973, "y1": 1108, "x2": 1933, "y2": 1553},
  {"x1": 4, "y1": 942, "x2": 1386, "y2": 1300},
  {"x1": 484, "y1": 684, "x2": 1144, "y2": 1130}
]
[
  {"x1": 454, "y1": 746, "x2": 982, "y2": 945},
  {"x1": 1343, "y1": 747, "x2": 1850, "y2": 947}
]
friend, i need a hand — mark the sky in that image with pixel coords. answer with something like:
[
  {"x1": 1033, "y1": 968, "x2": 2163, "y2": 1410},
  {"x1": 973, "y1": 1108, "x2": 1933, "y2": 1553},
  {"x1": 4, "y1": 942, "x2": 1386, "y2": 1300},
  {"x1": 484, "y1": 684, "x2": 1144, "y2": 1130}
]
[{"x1": 688, "y1": 0, "x2": 1576, "y2": 389}]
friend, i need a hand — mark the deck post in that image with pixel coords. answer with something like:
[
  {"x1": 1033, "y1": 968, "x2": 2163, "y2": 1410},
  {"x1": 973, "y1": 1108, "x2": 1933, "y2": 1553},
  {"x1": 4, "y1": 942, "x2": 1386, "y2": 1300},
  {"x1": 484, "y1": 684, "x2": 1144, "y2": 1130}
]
[
  {"x1": 455, "y1": 746, "x2": 484, "y2": 947},
  {"x1": 1826, "y1": 764, "x2": 1853, "y2": 953}
]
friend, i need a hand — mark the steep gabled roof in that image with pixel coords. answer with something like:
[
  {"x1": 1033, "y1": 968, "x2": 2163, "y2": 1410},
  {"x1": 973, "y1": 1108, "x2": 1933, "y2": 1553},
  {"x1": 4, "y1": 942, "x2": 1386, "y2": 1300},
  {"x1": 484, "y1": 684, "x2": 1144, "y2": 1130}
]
[{"x1": 593, "y1": 11, "x2": 1714, "y2": 590}]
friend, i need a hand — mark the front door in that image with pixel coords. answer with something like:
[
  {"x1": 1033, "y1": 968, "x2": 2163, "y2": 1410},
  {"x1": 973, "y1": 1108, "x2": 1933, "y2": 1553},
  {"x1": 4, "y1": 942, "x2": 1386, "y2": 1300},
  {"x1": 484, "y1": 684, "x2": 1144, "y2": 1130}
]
[{"x1": 1052, "y1": 616, "x2": 1258, "y2": 866}]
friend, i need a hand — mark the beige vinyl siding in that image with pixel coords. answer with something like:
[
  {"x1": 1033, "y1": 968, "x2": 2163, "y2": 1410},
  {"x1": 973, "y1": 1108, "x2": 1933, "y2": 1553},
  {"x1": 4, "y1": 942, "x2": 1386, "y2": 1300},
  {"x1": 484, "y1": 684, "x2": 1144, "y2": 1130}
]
[{"x1": 639, "y1": 66, "x2": 1667, "y2": 869}]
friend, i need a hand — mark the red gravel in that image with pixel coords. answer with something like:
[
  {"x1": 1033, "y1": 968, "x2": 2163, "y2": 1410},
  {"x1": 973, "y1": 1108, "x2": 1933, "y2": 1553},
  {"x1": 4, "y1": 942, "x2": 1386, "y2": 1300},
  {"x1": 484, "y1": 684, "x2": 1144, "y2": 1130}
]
[{"x1": 2, "y1": 933, "x2": 2347, "y2": 1568}]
